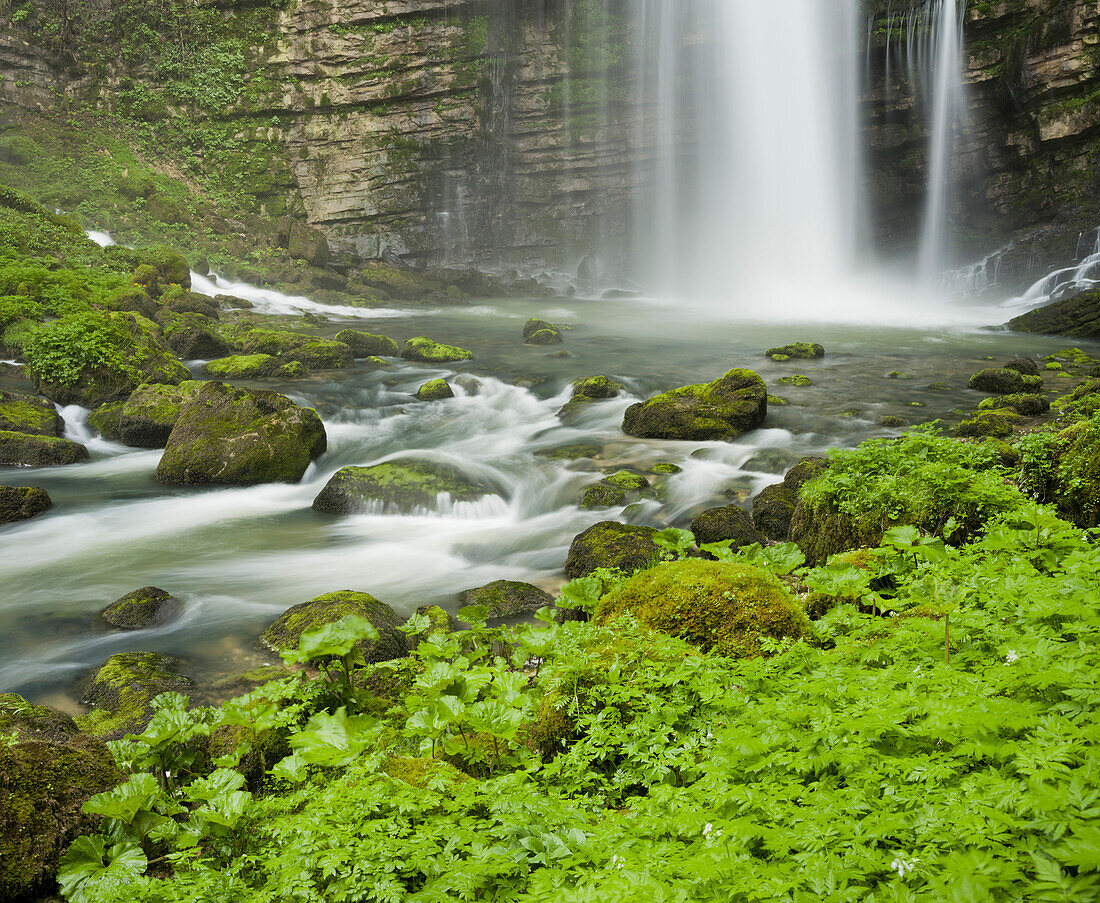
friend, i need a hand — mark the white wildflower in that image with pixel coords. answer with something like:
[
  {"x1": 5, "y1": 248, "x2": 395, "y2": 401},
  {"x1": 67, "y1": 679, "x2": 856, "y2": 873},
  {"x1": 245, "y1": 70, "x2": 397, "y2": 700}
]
[
  {"x1": 610, "y1": 854, "x2": 624, "y2": 870},
  {"x1": 1005, "y1": 650, "x2": 1020, "y2": 663},
  {"x1": 891, "y1": 856, "x2": 917, "y2": 878}
]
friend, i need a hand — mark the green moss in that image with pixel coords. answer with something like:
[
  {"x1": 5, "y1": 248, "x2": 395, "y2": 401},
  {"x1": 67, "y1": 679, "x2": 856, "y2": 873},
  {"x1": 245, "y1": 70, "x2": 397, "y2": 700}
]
[
  {"x1": 977, "y1": 393, "x2": 1050, "y2": 416},
  {"x1": 313, "y1": 460, "x2": 492, "y2": 514},
  {"x1": 416, "y1": 378, "x2": 454, "y2": 401},
  {"x1": 651, "y1": 462, "x2": 682, "y2": 474},
  {"x1": 232, "y1": 328, "x2": 351, "y2": 370},
  {"x1": 0, "y1": 430, "x2": 89, "y2": 467},
  {"x1": 203, "y1": 353, "x2": 284, "y2": 378},
  {"x1": 89, "y1": 379, "x2": 206, "y2": 447},
  {"x1": 950, "y1": 411, "x2": 1020, "y2": 439},
  {"x1": 382, "y1": 756, "x2": 471, "y2": 789},
  {"x1": 0, "y1": 391, "x2": 62, "y2": 437},
  {"x1": 604, "y1": 471, "x2": 649, "y2": 491},
  {"x1": 100, "y1": 586, "x2": 176, "y2": 630},
  {"x1": 334, "y1": 330, "x2": 399, "y2": 358},
  {"x1": 778, "y1": 375, "x2": 812, "y2": 387},
  {"x1": 765, "y1": 342, "x2": 824, "y2": 360},
  {"x1": 459, "y1": 580, "x2": 554, "y2": 618},
  {"x1": 534, "y1": 444, "x2": 601, "y2": 461},
  {"x1": 564, "y1": 521, "x2": 661, "y2": 579},
  {"x1": 622, "y1": 368, "x2": 767, "y2": 441},
  {"x1": 580, "y1": 483, "x2": 627, "y2": 509},
  {"x1": 77, "y1": 652, "x2": 190, "y2": 739},
  {"x1": 400, "y1": 336, "x2": 475, "y2": 363},
  {"x1": 596, "y1": 559, "x2": 811, "y2": 658},
  {"x1": 260, "y1": 591, "x2": 407, "y2": 663}
]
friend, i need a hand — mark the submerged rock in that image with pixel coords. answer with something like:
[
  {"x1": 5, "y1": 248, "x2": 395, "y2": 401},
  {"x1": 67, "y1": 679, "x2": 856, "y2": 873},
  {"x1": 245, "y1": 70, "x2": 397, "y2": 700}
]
[
  {"x1": 156, "y1": 381, "x2": 326, "y2": 486},
  {"x1": 622, "y1": 368, "x2": 767, "y2": 441},
  {"x1": 230, "y1": 327, "x2": 352, "y2": 370},
  {"x1": 459, "y1": 580, "x2": 554, "y2": 618},
  {"x1": 100, "y1": 586, "x2": 179, "y2": 630},
  {"x1": 690, "y1": 504, "x2": 763, "y2": 548},
  {"x1": 765, "y1": 342, "x2": 824, "y2": 361},
  {"x1": 313, "y1": 459, "x2": 493, "y2": 514},
  {"x1": 0, "y1": 485, "x2": 52, "y2": 524},
  {"x1": 334, "y1": 329, "x2": 400, "y2": 358},
  {"x1": 534, "y1": 443, "x2": 601, "y2": 461},
  {"x1": 88, "y1": 380, "x2": 207, "y2": 448},
  {"x1": 564, "y1": 521, "x2": 661, "y2": 579},
  {"x1": 401, "y1": 336, "x2": 475, "y2": 363},
  {"x1": 78, "y1": 652, "x2": 191, "y2": 739},
  {"x1": 0, "y1": 430, "x2": 89, "y2": 467},
  {"x1": 415, "y1": 378, "x2": 455, "y2": 401},
  {"x1": 260, "y1": 590, "x2": 407, "y2": 663},
  {"x1": 0, "y1": 391, "x2": 63, "y2": 437},
  {"x1": 0, "y1": 695, "x2": 123, "y2": 900}
]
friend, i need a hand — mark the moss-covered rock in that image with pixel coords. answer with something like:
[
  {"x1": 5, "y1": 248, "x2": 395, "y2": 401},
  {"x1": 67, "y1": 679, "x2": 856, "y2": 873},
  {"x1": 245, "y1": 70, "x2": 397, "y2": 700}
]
[
  {"x1": 100, "y1": 586, "x2": 179, "y2": 630},
  {"x1": 1003, "y1": 357, "x2": 1039, "y2": 376},
  {"x1": 108, "y1": 244, "x2": 191, "y2": 293},
  {"x1": 0, "y1": 390, "x2": 63, "y2": 437},
  {"x1": 31, "y1": 311, "x2": 190, "y2": 407},
  {"x1": 401, "y1": 336, "x2": 475, "y2": 364},
  {"x1": 778, "y1": 374, "x2": 812, "y2": 386},
  {"x1": 1052, "y1": 378, "x2": 1100, "y2": 421},
  {"x1": 260, "y1": 590, "x2": 407, "y2": 663},
  {"x1": 1036, "y1": 420, "x2": 1100, "y2": 528},
  {"x1": 564, "y1": 521, "x2": 661, "y2": 578},
  {"x1": 416, "y1": 378, "x2": 455, "y2": 401},
  {"x1": 162, "y1": 313, "x2": 230, "y2": 360},
  {"x1": 950, "y1": 411, "x2": 1020, "y2": 439},
  {"x1": 878, "y1": 415, "x2": 908, "y2": 427},
  {"x1": 0, "y1": 694, "x2": 123, "y2": 900},
  {"x1": 651, "y1": 462, "x2": 682, "y2": 474},
  {"x1": 689, "y1": 504, "x2": 764, "y2": 548},
  {"x1": 0, "y1": 485, "x2": 52, "y2": 524},
  {"x1": 78, "y1": 652, "x2": 191, "y2": 739},
  {"x1": 459, "y1": 580, "x2": 554, "y2": 618},
  {"x1": 751, "y1": 457, "x2": 829, "y2": 541},
  {"x1": 381, "y1": 756, "x2": 471, "y2": 789},
  {"x1": 202, "y1": 354, "x2": 306, "y2": 379},
  {"x1": 978, "y1": 393, "x2": 1051, "y2": 417},
  {"x1": 558, "y1": 375, "x2": 625, "y2": 418},
  {"x1": 334, "y1": 330, "x2": 400, "y2": 358},
  {"x1": 622, "y1": 369, "x2": 767, "y2": 441},
  {"x1": 88, "y1": 380, "x2": 207, "y2": 448},
  {"x1": 156, "y1": 382, "x2": 327, "y2": 486},
  {"x1": 522, "y1": 318, "x2": 563, "y2": 345},
  {"x1": 0, "y1": 430, "x2": 89, "y2": 466},
  {"x1": 968, "y1": 368, "x2": 1026, "y2": 394},
  {"x1": 595, "y1": 559, "x2": 811, "y2": 657},
  {"x1": 1005, "y1": 288, "x2": 1100, "y2": 338},
  {"x1": 232, "y1": 328, "x2": 352, "y2": 370},
  {"x1": 765, "y1": 342, "x2": 824, "y2": 361},
  {"x1": 313, "y1": 460, "x2": 493, "y2": 514},
  {"x1": 534, "y1": 443, "x2": 601, "y2": 461},
  {"x1": 579, "y1": 482, "x2": 627, "y2": 509},
  {"x1": 158, "y1": 289, "x2": 220, "y2": 320}
]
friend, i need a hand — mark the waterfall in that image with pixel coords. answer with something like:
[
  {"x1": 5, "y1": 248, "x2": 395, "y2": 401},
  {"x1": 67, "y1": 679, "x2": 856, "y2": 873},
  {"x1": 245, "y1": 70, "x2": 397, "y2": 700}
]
[{"x1": 628, "y1": 0, "x2": 863, "y2": 307}]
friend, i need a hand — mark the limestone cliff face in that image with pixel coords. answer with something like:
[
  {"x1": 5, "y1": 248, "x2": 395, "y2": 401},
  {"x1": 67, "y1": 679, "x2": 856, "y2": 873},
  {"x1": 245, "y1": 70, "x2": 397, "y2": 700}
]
[{"x1": 1, "y1": 0, "x2": 1098, "y2": 282}]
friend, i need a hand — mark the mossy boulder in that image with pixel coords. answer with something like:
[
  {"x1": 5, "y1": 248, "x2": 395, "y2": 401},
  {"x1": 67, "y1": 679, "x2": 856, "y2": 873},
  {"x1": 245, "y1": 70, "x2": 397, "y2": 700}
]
[
  {"x1": 622, "y1": 369, "x2": 767, "y2": 441},
  {"x1": 416, "y1": 378, "x2": 455, "y2": 401},
  {"x1": 88, "y1": 380, "x2": 207, "y2": 448},
  {"x1": 968, "y1": 368, "x2": 1026, "y2": 394},
  {"x1": 162, "y1": 313, "x2": 230, "y2": 360},
  {"x1": 202, "y1": 354, "x2": 306, "y2": 379},
  {"x1": 878, "y1": 415, "x2": 908, "y2": 427},
  {"x1": 778, "y1": 374, "x2": 812, "y2": 386},
  {"x1": 109, "y1": 244, "x2": 191, "y2": 293},
  {"x1": 100, "y1": 586, "x2": 179, "y2": 630},
  {"x1": 156, "y1": 382, "x2": 327, "y2": 486},
  {"x1": 751, "y1": 457, "x2": 829, "y2": 541},
  {"x1": 595, "y1": 559, "x2": 811, "y2": 657},
  {"x1": 334, "y1": 330, "x2": 399, "y2": 358},
  {"x1": 559, "y1": 375, "x2": 625, "y2": 417},
  {"x1": 0, "y1": 485, "x2": 52, "y2": 524},
  {"x1": 1003, "y1": 357, "x2": 1040, "y2": 376},
  {"x1": 564, "y1": 521, "x2": 661, "y2": 578},
  {"x1": 313, "y1": 459, "x2": 493, "y2": 514},
  {"x1": 534, "y1": 443, "x2": 601, "y2": 461},
  {"x1": 690, "y1": 504, "x2": 764, "y2": 548},
  {"x1": 580, "y1": 482, "x2": 628, "y2": 509},
  {"x1": 401, "y1": 336, "x2": 474, "y2": 363},
  {"x1": 950, "y1": 411, "x2": 1020, "y2": 439},
  {"x1": 78, "y1": 652, "x2": 191, "y2": 739},
  {"x1": 1031, "y1": 420, "x2": 1100, "y2": 528},
  {"x1": 459, "y1": 580, "x2": 554, "y2": 618},
  {"x1": 158, "y1": 289, "x2": 220, "y2": 320},
  {"x1": 978, "y1": 393, "x2": 1050, "y2": 417},
  {"x1": 1005, "y1": 288, "x2": 1100, "y2": 338},
  {"x1": 765, "y1": 342, "x2": 824, "y2": 361},
  {"x1": 0, "y1": 391, "x2": 63, "y2": 437},
  {"x1": 523, "y1": 318, "x2": 563, "y2": 345},
  {"x1": 1052, "y1": 378, "x2": 1100, "y2": 420},
  {"x1": 260, "y1": 591, "x2": 407, "y2": 663},
  {"x1": 0, "y1": 694, "x2": 123, "y2": 900},
  {"x1": 580, "y1": 471, "x2": 654, "y2": 510},
  {"x1": 233, "y1": 328, "x2": 352, "y2": 370},
  {"x1": 0, "y1": 430, "x2": 89, "y2": 466}
]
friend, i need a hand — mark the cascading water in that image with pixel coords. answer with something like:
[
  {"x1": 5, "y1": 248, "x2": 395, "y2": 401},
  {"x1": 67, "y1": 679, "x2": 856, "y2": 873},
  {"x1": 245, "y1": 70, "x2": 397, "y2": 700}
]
[{"x1": 631, "y1": 0, "x2": 863, "y2": 306}]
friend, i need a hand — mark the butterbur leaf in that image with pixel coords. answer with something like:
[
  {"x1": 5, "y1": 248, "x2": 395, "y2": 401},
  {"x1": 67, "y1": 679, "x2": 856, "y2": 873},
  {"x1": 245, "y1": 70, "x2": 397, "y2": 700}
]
[
  {"x1": 58, "y1": 836, "x2": 146, "y2": 902},
  {"x1": 288, "y1": 706, "x2": 376, "y2": 767},
  {"x1": 884, "y1": 525, "x2": 921, "y2": 548},
  {"x1": 82, "y1": 773, "x2": 161, "y2": 825},
  {"x1": 270, "y1": 751, "x2": 309, "y2": 783},
  {"x1": 183, "y1": 767, "x2": 247, "y2": 803},
  {"x1": 399, "y1": 612, "x2": 431, "y2": 636},
  {"x1": 457, "y1": 604, "x2": 489, "y2": 629},
  {"x1": 654, "y1": 528, "x2": 695, "y2": 555},
  {"x1": 282, "y1": 614, "x2": 378, "y2": 664},
  {"x1": 557, "y1": 576, "x2": 604, "y2": 611}
]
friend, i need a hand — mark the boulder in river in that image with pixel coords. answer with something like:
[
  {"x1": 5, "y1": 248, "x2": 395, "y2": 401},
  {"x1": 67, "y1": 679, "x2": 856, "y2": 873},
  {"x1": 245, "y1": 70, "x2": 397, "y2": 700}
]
[
  {"x1": 88, "y1": 379, "x2": 208, "y2": 448},
  {"x1": 622, "y1": 368, "x2": 767, "y2": 441},
  {"x1": 313, "y1": 459, "x2": 493, "y2": 514},
  {"x1": 161, "y1": 313, "x2": 231, "y2": 360},
  {"x1": 100, "y1": 586, "x2": 180, "y2": 630},
  {"x1": 156, "y1": 381, "x2": 326, "y2": 486},
  {"x1": 0, "y1": 430, "x2": 89, "y2": 467},
  {"x1": 1006, "y1": 288, "x2": 1100, "y2": 339},
  {"x1": 522, "y1": 318, "x2": 563, "y2": 345},
  {"x1": 558, "y1": 374, "x2": 624, "y2": 418},
  {"x1": 765, "y1": 342, "x2": 825, "y2": 361},
  {"x1": 0, "y1": 391, "x2": 63, "y2": 437},
  {"x1": 401, "y1": 336, "x2": 474, "y2": 363},
  {"x1": 202, "y1": 354, "x2": 307, "y2": 379},
  {"x1": 968, "y1": 368, "x2": 1027, "y2": 394},
  {"x1": 415, "y1": 378, "x2": 455, "y2": 401},
  {"x1": 0, "y1": 694, "x2": 123, "y2": 900},
  {"x1": 231, "y1": 326, "x2": 352, "y2": 370},
  {"x1": 335, "y1": 330, "x2": 400, "y2": 358},
  {"x1": 751, "y1": 457, "x2": 829, "y2": 541},
  {"x1": 260, "y1": 590, "x2": 407, "y2": 663},
  {"x1": 459, "y1": 580, "x2": 554, "y2": 618},
  {"x1": 690, "y1": 504, "x2": 764, "y2": 548},
  {"x1": 564, "y1": 521, "x2": 662, "y2": 579},
  {"x1": 78, "y1": 652, "x2": 191, "y2": 739},
  {"x1": 0, "y1": 486, "x2": 52, "y2": 524}
]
